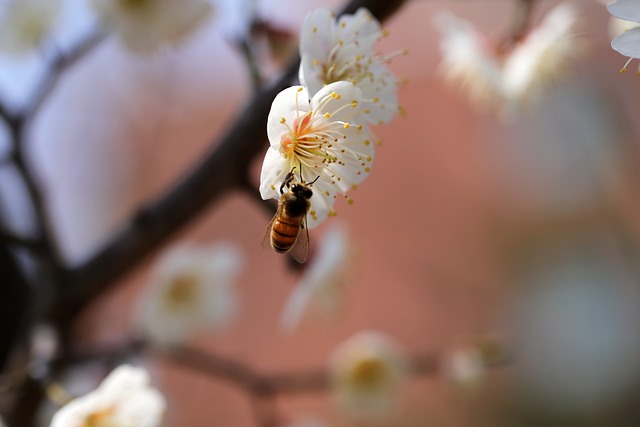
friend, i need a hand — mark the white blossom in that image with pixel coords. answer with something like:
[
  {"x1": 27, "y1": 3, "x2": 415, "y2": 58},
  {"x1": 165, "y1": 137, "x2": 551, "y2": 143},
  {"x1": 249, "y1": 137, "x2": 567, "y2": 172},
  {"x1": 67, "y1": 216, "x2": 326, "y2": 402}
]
[
  {"x1": 608, "y1": 0, "x2": 640, "y2": 73},
  {"x1": 329, "y1": 331, "x2": 407, "y2": 418},
  {"x1": 0, "y1": 0, "x2": 61, "y2": 55},
  {"x1": 138, "y1": 243, "x2": 243, "y2": 346},
  {"x1": 434, "y1": 12, "x2": 503, "y2": 109},
  {"x1": 91, "y1": 0, "x2": 213, "y2": 53},
  {"x1": 502, "y1": 4, "x2": 582, "y2": 107},
  {"x1": 49, "y1": 364, "x2": 165, "y2": 427},
  {"x1": 299, "y1": 8, "x2": 401, "y2": 125},
  {"x1": 259, "y1": 82, "x2": 374, "y2": 228},
  {"x1": 435, "y1": 3, "x2": 583, "y2": 113},
  {"x1": 280, "y1": 222, "x2": 353, "y2": 331}
]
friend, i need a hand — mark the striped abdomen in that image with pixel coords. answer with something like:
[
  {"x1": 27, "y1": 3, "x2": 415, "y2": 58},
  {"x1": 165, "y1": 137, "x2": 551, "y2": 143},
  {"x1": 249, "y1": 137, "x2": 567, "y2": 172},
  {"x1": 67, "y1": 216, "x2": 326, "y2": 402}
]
[{"x1": 271, "y1": 216, "x2": 303, "y2": 253}]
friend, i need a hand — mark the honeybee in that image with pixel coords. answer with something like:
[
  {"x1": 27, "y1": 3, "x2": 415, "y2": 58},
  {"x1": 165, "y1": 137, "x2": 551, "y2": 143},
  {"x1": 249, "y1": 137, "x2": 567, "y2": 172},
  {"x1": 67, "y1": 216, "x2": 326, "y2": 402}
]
[{"x1": 262, "y1": 168, "x2": 318, "y2": 263}]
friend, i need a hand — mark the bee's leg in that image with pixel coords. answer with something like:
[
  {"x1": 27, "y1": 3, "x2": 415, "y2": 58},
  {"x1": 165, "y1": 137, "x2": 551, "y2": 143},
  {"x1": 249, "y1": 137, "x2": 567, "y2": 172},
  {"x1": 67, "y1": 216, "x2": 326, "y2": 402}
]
[{"x1": 280, "y1": 167, "x2": 296, "y2": 194}]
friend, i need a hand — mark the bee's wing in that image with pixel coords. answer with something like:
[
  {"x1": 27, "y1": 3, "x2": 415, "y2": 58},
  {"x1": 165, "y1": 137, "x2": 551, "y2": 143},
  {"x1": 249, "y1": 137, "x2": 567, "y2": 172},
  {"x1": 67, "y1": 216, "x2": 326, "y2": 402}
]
[
  {"x1": 289, "y1": 214, "x2": 310, "y2": 263},
  {"x1": 261, "y1": 204, "x2": 282, "y2": 250}
]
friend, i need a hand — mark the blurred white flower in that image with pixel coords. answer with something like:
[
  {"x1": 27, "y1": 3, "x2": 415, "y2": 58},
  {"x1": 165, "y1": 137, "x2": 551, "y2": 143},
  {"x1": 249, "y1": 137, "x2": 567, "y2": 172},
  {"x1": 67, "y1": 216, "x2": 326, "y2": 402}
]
[
  {"x1": 330, "y1": 331, "x2": 407, "y2": 418},
  {"x1": 435, "y1": 3, "x2": 583, "y2": 113},
  {"x1": 444, "y1": 346, "x2": 485, "y2": 390},
  {"x1": 259, "y1": 82, "x2": 373, "y2": 227},
  {"x1": 138, "y1": 243, "x2": 243, "y2": 346},
  {"x1": 434, "y1": 12, "x2": 503, "y2": 109},
  {"x1": 502, "y1": 4, "x2": 582, "y2": 108},
  {"x1": 299, "y1": 8, "x2": 401, "y2": 125},
  {"x1": 0, "y1": 0, "x2": 61, "y2": 55},
  {"x1": 91, "y1": 0, "x2": 213, "y2": 53},
  {"x1": 608, "y1": 0, "x2": 640, "y2": 73},
  {"x1": 49, "y1": 364, "x2": 165, "y2": 427},
  {"x1": 280, "y1": 222, "x2": 353, "y2": 331}
]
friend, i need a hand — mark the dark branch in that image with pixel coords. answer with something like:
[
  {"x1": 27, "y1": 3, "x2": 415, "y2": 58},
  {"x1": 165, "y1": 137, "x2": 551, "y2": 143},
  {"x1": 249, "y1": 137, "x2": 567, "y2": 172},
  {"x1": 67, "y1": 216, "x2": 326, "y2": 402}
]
[
  {"x1": 55, "y1": 0, "x2": 409, "y2": 321},
  {"x1": 0, "y1": 230, "x2": 39, "y2": 250},
  {"x1": 23, "y1": 30, "x2": 106, "y2": 120}
]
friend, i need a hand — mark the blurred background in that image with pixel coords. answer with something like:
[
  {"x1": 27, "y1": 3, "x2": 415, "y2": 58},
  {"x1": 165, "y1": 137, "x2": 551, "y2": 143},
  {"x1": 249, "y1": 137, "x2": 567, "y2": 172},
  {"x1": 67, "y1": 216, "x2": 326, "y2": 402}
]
[{"x1": 1, "y1": 0, "x2": 640, "y2": 426}]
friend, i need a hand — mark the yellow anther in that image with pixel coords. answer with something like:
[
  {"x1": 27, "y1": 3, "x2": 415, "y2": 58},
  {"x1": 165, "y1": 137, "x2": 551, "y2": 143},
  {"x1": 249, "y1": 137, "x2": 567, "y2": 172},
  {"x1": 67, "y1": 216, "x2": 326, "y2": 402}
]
[
  {"x1": 297, "y1": 87, "x2": 304, "y2": 92},
  {"x1": 351, "y1": 100, "x2": 358, "y2": 107},
  {"x1": 313, "y1": 26, "x2": 318, "y2": 33},
  {"x1": 365, "y1": 167, "x2": 370, "y2": 172},
  {"x1": 373, "y1": 96, "x2": 379, "y2": 103},
  {"x1": 366, "y1": 155, "x2": 372, "y2": 162},
  {"x1": 357, "y1": 124, "x2": 363, "y2": 130},
  {"x1": 344, "y1": 123, "x2": 350, "y2": 129},
  {"x1": 325, "y1": 190, "x2": 330, "y2": 196},
  {"x1": 313, "y1": 59, "x2": 319, "y2": 66},
  {"x1": 280, "y1": 117, "x2": 286, "y2": 123},
  {"x1": 324, "y1": 112, "x2": 331, "y2": 119},
  {"x1": 364, "y1": 140, "x2": 370, "y2": 146}
]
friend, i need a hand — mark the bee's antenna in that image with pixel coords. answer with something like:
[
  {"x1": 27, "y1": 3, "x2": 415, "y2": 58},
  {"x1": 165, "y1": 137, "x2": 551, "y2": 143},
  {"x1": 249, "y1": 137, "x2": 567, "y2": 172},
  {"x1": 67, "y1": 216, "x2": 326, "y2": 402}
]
[{"x1": 309, "y1": 175, "x2": 320, "y2": 186}]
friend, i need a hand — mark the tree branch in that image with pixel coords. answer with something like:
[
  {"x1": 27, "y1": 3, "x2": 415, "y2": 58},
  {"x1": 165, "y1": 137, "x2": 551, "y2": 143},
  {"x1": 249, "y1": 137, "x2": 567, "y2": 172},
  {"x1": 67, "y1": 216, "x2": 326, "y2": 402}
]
[
  {"x1": 23, "y1": 30, "x2": 106, "y2": 120},
  {"x1": 55, "y1": 0, "x2": 409, "y2": 321}
]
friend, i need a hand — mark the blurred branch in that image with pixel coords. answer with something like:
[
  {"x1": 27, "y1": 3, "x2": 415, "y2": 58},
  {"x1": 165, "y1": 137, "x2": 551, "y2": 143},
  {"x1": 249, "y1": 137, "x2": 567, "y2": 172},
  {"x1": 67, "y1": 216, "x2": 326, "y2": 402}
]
[
  {"x1": 236, "y1": 37, "x2": 264, "y2": 91},
  {"x1": 23, "y1": 29, "x2": 106, "y2": 120},
  {"x1": 55, "y1": 0, "x2": 410, "y2": 323},
  {"x1": 0, "y1": 229, "x2": 39, "y2": 250},
  {"x1": 5, "y1": 28, "x2": 106, "y2": 273}
]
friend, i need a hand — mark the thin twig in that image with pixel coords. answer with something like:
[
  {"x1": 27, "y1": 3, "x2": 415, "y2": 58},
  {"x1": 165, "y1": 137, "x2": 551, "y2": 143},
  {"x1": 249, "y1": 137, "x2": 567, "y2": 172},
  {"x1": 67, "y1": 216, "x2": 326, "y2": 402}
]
[
  {"x1": 23, "y1": 30, "x2": 106, "y2": 120},
  {"x1": 236, "y1": 37, "x2": 264, "y2": 91}
]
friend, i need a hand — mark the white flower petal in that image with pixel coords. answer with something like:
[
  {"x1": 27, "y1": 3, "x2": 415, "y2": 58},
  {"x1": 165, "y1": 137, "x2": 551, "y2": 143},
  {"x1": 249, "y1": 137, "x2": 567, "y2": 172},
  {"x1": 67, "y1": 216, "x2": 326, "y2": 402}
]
[
  {"x1": 611, "y1": 26, "x2": 640, "y2": 58},
  {"x1": 267, "y1": 85, "x2": 311, "y2": 148},
  {"x1": 311, "y1": 81, "x2": 364, "y2": 124},
  {"x1": 607, "y1": 0, "x2": 640, "y2": 23},
  {"x1": 259, "y1": 146, "x2": 292, "y2": 200}
]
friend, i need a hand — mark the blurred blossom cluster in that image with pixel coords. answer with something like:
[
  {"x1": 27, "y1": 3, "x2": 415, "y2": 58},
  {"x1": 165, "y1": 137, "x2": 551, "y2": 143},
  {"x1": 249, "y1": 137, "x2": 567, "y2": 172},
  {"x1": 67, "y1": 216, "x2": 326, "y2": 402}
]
[
  {"x1": 435, "y1": 3, "x2": 584, "y2": 115},
  {"x1": 329, "y1": 331, "x2": 408, "y2": 418},
  {"x1": 138, "y1": 243, "x2": 244, "y2": 346}
]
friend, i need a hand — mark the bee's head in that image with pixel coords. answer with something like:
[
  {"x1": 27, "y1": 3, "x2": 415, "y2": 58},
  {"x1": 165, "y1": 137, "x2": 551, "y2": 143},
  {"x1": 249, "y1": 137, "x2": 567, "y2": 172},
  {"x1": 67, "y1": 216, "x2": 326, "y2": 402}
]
[{"x1": 291, "y1": 183, "x2": 313, "y2": 199}]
